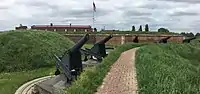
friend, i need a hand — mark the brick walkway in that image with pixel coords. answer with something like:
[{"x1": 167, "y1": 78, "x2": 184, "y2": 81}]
[{"x1": 96, "y1": 48, "x2": 139, "y2": 94}]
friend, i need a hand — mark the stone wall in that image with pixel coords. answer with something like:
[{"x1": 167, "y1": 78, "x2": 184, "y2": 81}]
[{"x1": 65, "y1": 34, "x2": 184, "y2": 45}]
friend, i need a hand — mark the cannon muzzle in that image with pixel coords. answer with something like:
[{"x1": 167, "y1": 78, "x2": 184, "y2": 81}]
[
  {"x1": 189, "y1": 37, "x2": 196, "y2": 40},
  {"x1": 183, "y1": 37, "x2": 196, "y2": 43},
  {"x1": 70, "y1": 34, "x2": 89, "y2": 52},
  {"x1": 96, "y1": 34, "x2": 113, "y2": 44},
  {"x1": 164, "y1": 36, "x2": 171, "y2": 40}
]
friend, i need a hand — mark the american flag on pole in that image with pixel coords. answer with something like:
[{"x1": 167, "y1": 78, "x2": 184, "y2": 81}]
[{"x1": 93, "y1": 2, "x2": 96, "y2": 12}]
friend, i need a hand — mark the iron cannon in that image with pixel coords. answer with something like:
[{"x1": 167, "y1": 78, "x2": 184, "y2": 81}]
[
  {"x1": 133, "y1": 35, "x2": 139, "y2": 43},
  {"x1": 81, "y1": 34, "x2": 113, "y2": 62},
  {"x1": 183, "y1": 37, "x2": 196, "y2": 43},
  {"x1": 156, "y1": 36, "x2": 171, "y2": 43},
  {"x1": 54, "y1": 33, "x2": 89, "y2": 83}
]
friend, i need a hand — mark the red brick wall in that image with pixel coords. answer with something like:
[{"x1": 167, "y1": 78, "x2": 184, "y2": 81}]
[
  {"x1": 95, "y1": 34, "x2": 122, "y2": 45},
  {"x1": 65, "y1": 34, "x2": 96, "y2": 44},
  {"x1": 65, "y1": 34, "x2": 184, "y2": 45}
]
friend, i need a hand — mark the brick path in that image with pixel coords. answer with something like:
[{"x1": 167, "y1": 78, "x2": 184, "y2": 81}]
[{"x1": 96, "y1": 48, "x2": 139, "y2": 94}]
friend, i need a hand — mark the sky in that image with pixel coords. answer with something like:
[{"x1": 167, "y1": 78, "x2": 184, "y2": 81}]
[{"x1": 0, "y1": 0, "x2": 200, "y2": 33}]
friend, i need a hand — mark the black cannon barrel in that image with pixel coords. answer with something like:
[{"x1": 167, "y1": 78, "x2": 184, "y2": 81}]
[
  {"x1": 97, "y1": 34, "x2": 113, "y2": 44},
  {"x1": 164, "y1": 36, "x2": 171, "y2": 40},
  {"x1": 188, "y1": 37, "x2": 196, "y2": 40},
  {"x1": 70, "y1": 34, "x2": 89, "y2": 52},
  {"x1": 183, "y1": 37, "x2": 196, "y2": 43}
]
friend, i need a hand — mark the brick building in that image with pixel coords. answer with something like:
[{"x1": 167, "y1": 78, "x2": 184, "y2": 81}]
[{"x1": 31, "y1": 23, "x2": 93, "y2": 33}]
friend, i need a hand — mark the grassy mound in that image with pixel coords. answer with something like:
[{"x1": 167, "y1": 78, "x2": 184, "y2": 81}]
[
  {"x1": 136, "y1": 43, "x2": 200, "y2": 93},
  {"x1": 0, "y1": 67, "x2": 54, "y2": 94},
  {"x1": 66, "y1": 43, "x2": 146, "y2": 94},
  {"x1": 0, "y1": 30, "x2": 74, "y2": 72}
]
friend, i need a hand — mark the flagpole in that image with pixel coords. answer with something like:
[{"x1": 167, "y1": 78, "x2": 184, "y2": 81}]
[
  {"x1": 93, "y1": 7, "x2": 94, "y2": 30},
  {"x1": 93, "y1": 0, "x2": 95, "y2": 32}
]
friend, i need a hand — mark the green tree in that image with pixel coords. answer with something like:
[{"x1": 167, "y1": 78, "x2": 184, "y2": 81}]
[
  {"x1": 158, "y1": 28, "x2": 169, "y2": 32},
  {"x1": 145, "y1": 24, "x2": 149, "y2": 32},
  {"x1": 195, "y1": 33, "x2": 200, "y2": 37},
  {"x1": 132, "y1": 25, "x2": 135, "y2": 31},
  {"x1": 138, "y1": 25, "x2": 142, "y2": 31},
  {"x1": 181, "y1": 32, "x2": 194, "y2": 37}
]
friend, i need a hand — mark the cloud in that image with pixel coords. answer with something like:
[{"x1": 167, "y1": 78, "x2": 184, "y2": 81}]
[
  {"x1": 157, "y1": 0, "x2": 200, "y2": 4},
  {"x1": 124, "y1": 10, "x2": 152, "y2": 17},
  {"x1": 0, "y1": 0, "x2": 199, "y2": 33},
  {"x1": 170, "y1": 11, "x2": 199, "y2": 16}
]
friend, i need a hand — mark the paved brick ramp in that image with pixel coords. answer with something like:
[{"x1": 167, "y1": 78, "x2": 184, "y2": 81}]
[{"x1": 96, "y1": 48, "x2": 139, "y2": 94}]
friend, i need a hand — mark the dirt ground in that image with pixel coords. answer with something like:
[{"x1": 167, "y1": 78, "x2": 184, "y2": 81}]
[{"x1": 96, "y1": 48, "x2": 139, "y2": 94}]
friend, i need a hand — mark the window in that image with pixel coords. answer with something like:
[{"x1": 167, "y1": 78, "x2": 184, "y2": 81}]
[
  {"x1": 74, "y1": 29, "x2": 76, "y2": 32},
  {"x1": 85, "y1": 29, "x2": 87, "y2": 32},
  {"x1": 65, "y1": 29, "x2": 67, "y2": 32}
]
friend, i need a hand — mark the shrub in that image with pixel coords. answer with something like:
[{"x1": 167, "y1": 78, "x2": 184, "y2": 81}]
[
  {"x1": 138, "y1": 25, "x2": 143, "y2": 31},
  {"x1": 145, "y1": 24, "x2": 149, "y2": 32},
  {"x1": 158, "y1": 28, "x2": 169, "y2": 32}
]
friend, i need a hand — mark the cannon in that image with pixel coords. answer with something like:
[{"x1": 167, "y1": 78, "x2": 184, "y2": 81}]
[
  {"x1": 81, "y1": 35, "x2": 113, "y2": 61},
  {"x1": 54, "y1": 33, "x2": 89, "y2": 83},
  {"x1": 183, "y1": 37, "x2": 196, "y2": 43},
  {"x1": 133, "y1": 36, "x2": 139, "y2": 43},
  {"x1": 155, "y1": 36, "x2": 171, "y2": 43}
]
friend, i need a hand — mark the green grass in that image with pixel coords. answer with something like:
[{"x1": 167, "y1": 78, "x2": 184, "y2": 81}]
[
  {"x1": 135, "y1": 43, "x2": 200, "y2": 94},
  {"x1": 0, "y1": 30, "x2": 74, "y2": 72},
  {"x1": 0, "y1": 67, "x2": 54, "y2": 94},
  {"x1": 65, "y1": 43, "x2": 146, "y2": 94},
  {"x1": 0, "y1": 30, "x2": 74, "y2": 94}
]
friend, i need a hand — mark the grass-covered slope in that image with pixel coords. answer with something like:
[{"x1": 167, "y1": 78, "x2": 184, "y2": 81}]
[
  {"x1": 136, "y1": 43, "x2": 200, "y2": 94},
  {"x1": 0, "y1": 30, "x2": 74, "y2": 72},
  {"x1": 0, "y1": 67, "x2": 54, "y2": 94}
]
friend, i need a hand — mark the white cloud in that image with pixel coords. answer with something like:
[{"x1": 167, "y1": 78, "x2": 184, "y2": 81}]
[{"x1": 0, "y1": 0, "x2": 199, "y2": 33}]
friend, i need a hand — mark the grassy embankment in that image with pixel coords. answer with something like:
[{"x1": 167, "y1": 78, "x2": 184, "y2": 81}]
[
  {"x1": 65, "y1": 43, "x2": 146, "y2": 94},
  {"x1": 0, "y1": 30, "x2": 74, "y2": 94},
  {"x1": 136, "y1": 41, "x2": 200, "y2": 93}
]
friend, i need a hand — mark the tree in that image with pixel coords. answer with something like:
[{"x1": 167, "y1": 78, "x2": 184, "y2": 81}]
[
  {"x1": 195, "y1": 33, "x2": 200, "y2": 37},
  {"x1": 94, "y1": 28, "x2": 97, "y2": 32},
  {"x1": 181, "y1": 32, "x2": 194, "y2": 37},
  {"x1": 158, "y1": 28, "x2": 169, "y2": 32},
  {"x1": 188, "y1": 32, "x2": 194, "y2": 37},
  {"x1": 138, "y1": 25, "x2": 142, "y2": 31},
  {"x1": 132, "y1": 25, "x2": 135, "y2": 31},
  {"x1": 145, "y1": 24, "x2": 149, "y2": 32}
]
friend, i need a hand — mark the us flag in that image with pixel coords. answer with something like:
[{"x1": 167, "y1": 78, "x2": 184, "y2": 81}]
[{"x1": 93, "y1": 2, "x2": 96, "y2": 12}]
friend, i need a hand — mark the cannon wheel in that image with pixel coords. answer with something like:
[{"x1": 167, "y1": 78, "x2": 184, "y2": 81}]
[{"x1": 55, "y1": 69, "x2": 61, "y2": 75}]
